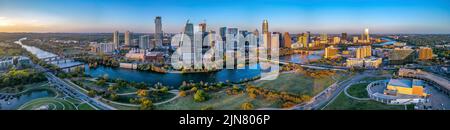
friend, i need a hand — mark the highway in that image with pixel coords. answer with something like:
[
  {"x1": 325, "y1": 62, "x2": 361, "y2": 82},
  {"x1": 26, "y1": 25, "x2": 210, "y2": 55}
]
[{"x1": 35, "y1": 64, "x2": 116, "y2": 110}]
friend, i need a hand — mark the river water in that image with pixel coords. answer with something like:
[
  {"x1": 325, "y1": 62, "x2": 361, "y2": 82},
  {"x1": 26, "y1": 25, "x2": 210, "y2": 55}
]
[{"x1": 14, "y1": 38, "x2": 323, "y2": 88}]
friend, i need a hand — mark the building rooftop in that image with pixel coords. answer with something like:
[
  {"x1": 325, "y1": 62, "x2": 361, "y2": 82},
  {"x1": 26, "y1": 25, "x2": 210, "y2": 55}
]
[
  {"x1": 412, "y1": 79, "x2": 424, "y2": 86},
  {"x1": 389, "y1": 49, "x2": 414, "y2": 60},
  {"x1": 388, "y1": 79, "x2": 412, "y2": 88}
]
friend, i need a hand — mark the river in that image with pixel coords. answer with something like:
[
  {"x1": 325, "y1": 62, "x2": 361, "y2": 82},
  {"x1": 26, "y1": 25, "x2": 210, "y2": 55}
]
[
  {"x1": 84, "y1": 51, "x2": 324, "y2": 88},
  {"x1": 15, "y1": 38, "x2": 83, "y2": 68},
  {"x1": 15, "y1": 38, "x2": 323, "y2": 88}
]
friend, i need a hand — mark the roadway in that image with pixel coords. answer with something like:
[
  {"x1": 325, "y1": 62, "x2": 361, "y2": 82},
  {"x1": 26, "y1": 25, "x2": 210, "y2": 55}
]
[{"x1": 35, "y1": 64, "x2": 116, "y2": 110}]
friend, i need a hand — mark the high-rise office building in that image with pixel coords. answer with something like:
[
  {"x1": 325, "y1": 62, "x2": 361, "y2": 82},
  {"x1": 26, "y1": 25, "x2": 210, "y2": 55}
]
[
  {"x1": 341, "y1": 32, "x2": 348, "y2": 41},
  {"x1": 262, "y1": 20, "x2": 269, "y2": 34},
  {"x1": 220, "y1": 27, "x2": 227, "y2": 41},
  {"x1": 199, "y1": 22, "x2": 207, "y2": 33},
  {"x1": 155, "y1": 16, "x2": 163, "y2": 48},
  {"x1": 113, "y1": 31, "x2": 119, "y2": 49},
  {"x1": 262, "y1": 20, "x2": 271, "y2": 51},
  {"x1": 320, "y1": 33, "x2": 328, "y2": 44},
  {"x1": 124, "y1": 31, "x2": 132, "y2": 46},
  {"x1": 227, "y1": 28, "x2": 238, "y2": 36},
  {"x1": 301, "y1": 32, "x2": 310, "y2": 48},
  {"x1": 333, "y1": 37, "x2": 341, "y2": 44},
  {"x1": 356, "y1": 46, "x2": 372, "y2": 58},
  {"x1": 253, "y1": 29, "x2": 259, "y2": 36},
  {"x1": 418, "y1": 47, "x2": 433, "y2": 60},
  {"x1": 283, "y1": 32, "x2": 291, "y2": 48},
  {"x1": 184, "y1": 20, "x2": 194, "y2": 39},
  {"x1": 363, "y1": 28, "x2": 370, "y2": 43},
  {"x1": 139, "y1": 35, "x2": 151, "y2": 49},
  {"x1": 353, "y1": 36, "x2": 359, "y2": 44}
]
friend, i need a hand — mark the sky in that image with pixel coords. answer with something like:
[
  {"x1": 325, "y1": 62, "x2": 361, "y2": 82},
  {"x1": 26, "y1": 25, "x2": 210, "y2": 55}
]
[{"x1": 0, "y1": 0, "x2": 449, "y2": 34}]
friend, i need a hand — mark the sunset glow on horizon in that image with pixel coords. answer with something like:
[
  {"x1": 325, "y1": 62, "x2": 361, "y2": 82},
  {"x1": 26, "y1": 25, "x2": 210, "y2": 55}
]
[{"x1": 1, "y1": 0, "x2": 450, "y2": 34}]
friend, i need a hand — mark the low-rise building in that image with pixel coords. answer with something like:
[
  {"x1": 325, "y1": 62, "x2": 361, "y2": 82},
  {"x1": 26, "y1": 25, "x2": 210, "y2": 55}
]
[
  {"x1": 388, "y1": 47, "x2": 415, "y2": 65},
  {"x1": 0, "y1": 57, "x2": 14, "y2": 70},
  {"x1": 346, "y1": 57, "x2": 382, "y2": 68},
  {"x1": 324, "y1": 46, "x2": 339, "y2": 59},
  {"x1": 385, "y1": 79, "x2": 427, "y2": 97},
  {"x1": 0, "y1": 56, "x2": 32, "y2": 70}
]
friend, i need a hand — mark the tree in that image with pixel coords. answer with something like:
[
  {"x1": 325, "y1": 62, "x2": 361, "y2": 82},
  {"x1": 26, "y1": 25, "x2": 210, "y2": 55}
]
[
  {"x1": 179, "y1": 90, "x2": 187, "y2": 97},
  {"x1": 110, "y1": 93, "x2": 119, "y2": 101},
  {"x1": 248, "y1": 92, "x2": 257, "y2": 99},
  {"x1": 96, "y1": 79, "x2": 106, "y2": 86},
  {"x1": 241, "y1": 102, "x2": 254, "y2": 110},
  {"x1": 140, "y1": 98, "x2": 153, "y2": 110},
  {"x1": 300, "y1": 95, "x2": 312, "y2": 102},
  {"x1": 88, "y1": 90, "x2": 96, "y2": 97},
  {"x1": 160, "y1": 87, "x2": 169, "y2": 94},
  {"x1": 194, "y1": 90, "x2": 208, "y2": 102},
  {"x1": 190, "y1": 87, "x2": 198, "y2": 92},
  {"x1": 137, "y1": 89, "x2": 148, "y2": 98}
]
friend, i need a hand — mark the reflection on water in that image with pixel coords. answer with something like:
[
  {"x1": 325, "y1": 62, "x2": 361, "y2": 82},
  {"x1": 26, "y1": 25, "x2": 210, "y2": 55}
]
[
  {"x1": 279, "y1": 50, "x2": 323, "y2": 64},
  {"x1": 85, "y1": 51, "x2": 324, "y2": 88},
  {"x1": 0, "y1": 89, "x2": 56, "y2": 110},
  {"x1": 85, "y1": 64, "x2": 263, "y2": 88},
  {"x1": 15, "y1": 38, "x2": 57, "y2": 59}
]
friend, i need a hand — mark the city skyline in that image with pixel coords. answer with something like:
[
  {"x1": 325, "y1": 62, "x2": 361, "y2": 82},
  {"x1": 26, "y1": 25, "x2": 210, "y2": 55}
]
[{"x1": 0, "y1": 0, "x2": 450, "y2": 34}]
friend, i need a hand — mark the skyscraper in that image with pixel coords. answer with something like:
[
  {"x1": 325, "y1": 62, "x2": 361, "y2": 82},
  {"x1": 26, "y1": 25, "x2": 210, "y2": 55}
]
[
  {"x1": 124, "y1": 31, "x2": 132, "y2": 46},
  {"x1": 301, "y1": 32, "x2": 310, "y2": 48},
  {"x1": 320, "y1": 33, "x2": 328, "y2": 44},
  {"x1": 155, "y1": 16, "x2": 163, "y2": 48},
  {"x1": 199, "y1": 22, "x2": 207, "y2": 33},
  {"x1": 341, "y1": 32, "x2": 348, "y2": 41},
  {"x1": 363, "y1": 28, "x2": 370, "y2": 43},
  {"x1": 227, "y1": 28, "x2": 238, "y2": 36},
  {"x1": 220, "y1": 27, "x2": 227, "y2": 41},
  {"x1": 262, "y1": 19, "x2": 269, "y2": 34},
  {"x1": 262, "y1": 20, "x2": 271, "y2": 51},
  {"x1": 356, "y1": 46, "x2": 372, "y2": 58},
  {"x1": 333, "y1": 37, "x2": 340, "y2": 44},
  {"x1": 184, "y1": 20, "x2": 194, "y2": 39},
  {"x1": 139, "y1": 35, "x2": 150, "y2": 49},
  {"x1": 283, "y1": 32, "x2": 291, "y2": 48},
  {"x1": 253, "y1": 29, "x2": 259, "y2": 36},
  {"x1": 113, "y1": 31, "x2": 119, "y2": 49}
]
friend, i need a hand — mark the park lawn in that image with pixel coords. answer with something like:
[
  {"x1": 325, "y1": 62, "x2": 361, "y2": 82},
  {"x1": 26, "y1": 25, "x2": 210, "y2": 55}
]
[
  {"x1": 252, "y1": 73, "x2": 336, "y2": 96},
  {"x1": 64, "y1": 97, "x2": 82, "y2": 104},
  {"x1": 116, "y1": 86, "x2": 138, "y2": 94},
  {"x1": 100, "y1": 99, "x2": 140, "y2": 110},
  {"x1": 19, "y1": 97, "x2": 77, "y2": 110},
  {"x1": 77, "y1": 103, "x2": 97, "y2": 110},
  {"x1": 155, "y1": 90, "x2": 282, "y2": 110},
  {"x1": 347, "y1": 83, "x2": 370, "y2": 98},
  {"x1": 324, "y1": 93, "x2": 409, "y2": 110}
]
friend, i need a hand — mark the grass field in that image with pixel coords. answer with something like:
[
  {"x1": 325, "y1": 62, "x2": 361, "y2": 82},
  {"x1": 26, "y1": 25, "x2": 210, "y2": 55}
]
[
  {"x1": 324, "y1": 92, "x2": 412, "y2": 110},
  {"x1": 77, "y1": 103, "x2": 97, "y2": 110},
  {"x1": 19, "y1": 97, "x2": 77, "y2": 110},
  {"x1": 252, "y1": 72, "x2": 336, "y2": 96},
  {"x1": 346, "y1": 83, "x2": 370, "y2": 98},
  {"x1": 155, "y1": 90, "x2": 281, "y2": 110}
]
